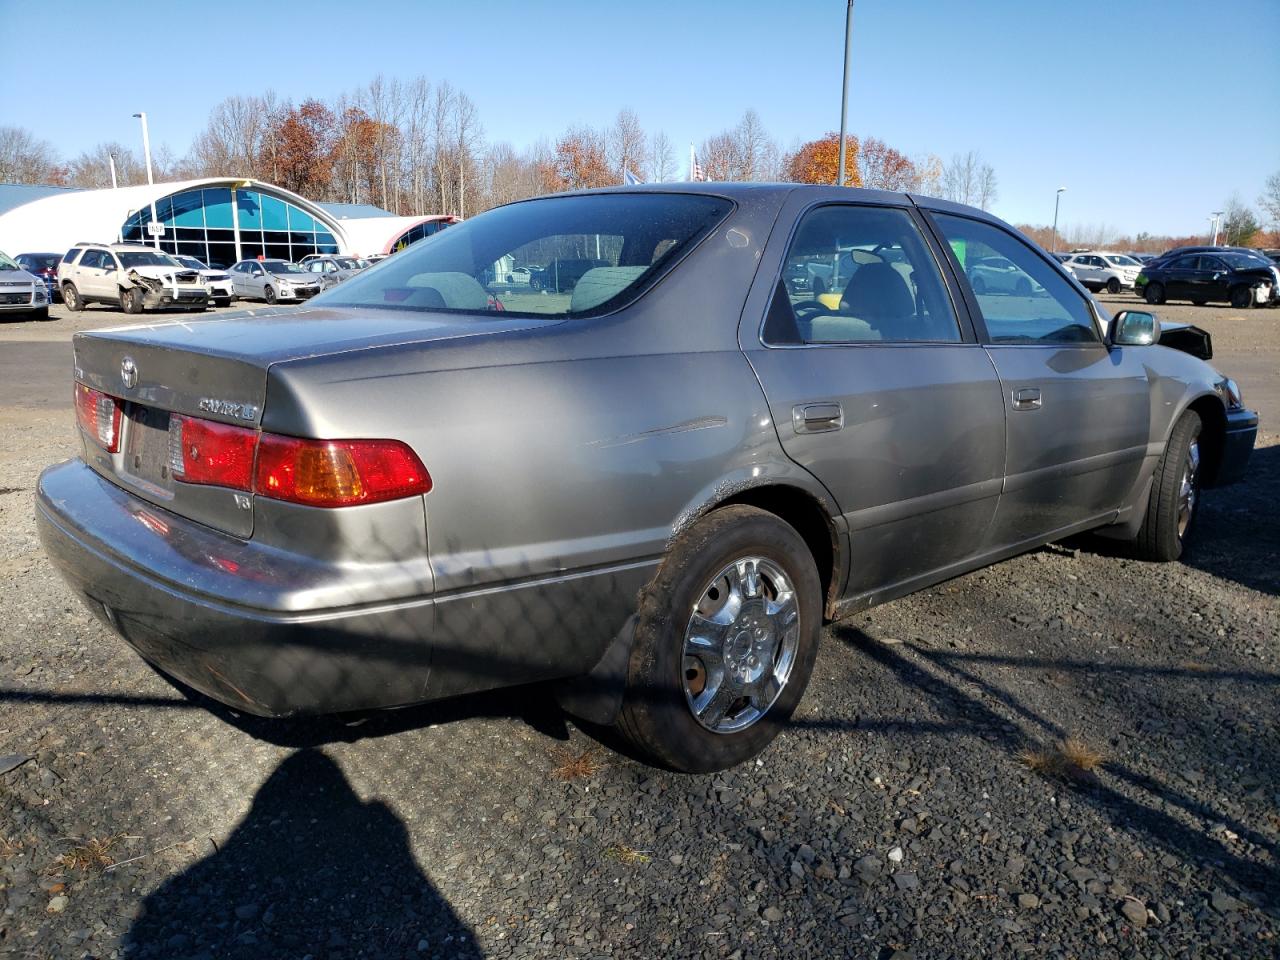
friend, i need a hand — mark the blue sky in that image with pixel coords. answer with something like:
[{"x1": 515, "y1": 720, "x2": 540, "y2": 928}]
[{"x1": 2, "y1": 0, "x2": 1277, "y2": 235}]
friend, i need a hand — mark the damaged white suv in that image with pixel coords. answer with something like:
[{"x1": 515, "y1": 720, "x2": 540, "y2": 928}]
[{"x1": 57, "y1": 243, "x2": 210, "y2": 314}]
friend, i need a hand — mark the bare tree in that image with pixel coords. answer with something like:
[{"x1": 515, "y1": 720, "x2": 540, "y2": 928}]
[
  {"x1": 0, "y1": 126, "x2": 61, "y2": 184},
  {"x1": 1260, "y1": 170, "x2": 1280, "y2": 228},
  {"x1": 607, "y1": 109, "x2": 647, "y2": 182},
  {"x1": 699, "y1": 110, "x2": 779, "y2": 182},
  {"x1": 941, "y1": 150, "x2": 998, "y2": 210},
  {"x1": 66, "y1": 142, "x2": 146, "y2": 188},
  {"x1": 648, "y1": 130, "x2": 676, "y2": 183}
]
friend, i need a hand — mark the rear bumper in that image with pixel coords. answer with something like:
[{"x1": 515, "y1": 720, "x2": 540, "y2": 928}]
[{"x1": 36, "y1": 459, "x2": 648, "y2": 717}]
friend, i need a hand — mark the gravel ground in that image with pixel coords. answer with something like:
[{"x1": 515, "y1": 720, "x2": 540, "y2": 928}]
[{"x1": 1, "y1": 296, "x2": 1276, "y2": 959}]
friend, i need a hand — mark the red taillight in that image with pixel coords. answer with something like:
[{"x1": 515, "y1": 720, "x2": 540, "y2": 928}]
[
  {"x1": 74, "y1": 383, "x2": 121, "y2": 453},
  {"x1": 168, "y1": 415, "x2": 257, "y2": 491},
  {"x1": 255, "y1": 435, "x2": 432, "y2": 508}
]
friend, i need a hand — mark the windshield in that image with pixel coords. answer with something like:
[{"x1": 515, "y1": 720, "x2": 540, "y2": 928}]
[
  {"x1": 1219, "y1": 253, "x2": 1267, "y2": 269},
  {"x1": 316, "y1": 192, "x2": 733, "y2": 317},
  {"x1": 262, "y1": 260, "x2": 308, "y2": 275},
  {"x1": 0, "y1": 252, "x2": 19, "y2": 271},
  {"x1": 1106, "y1": 255, "x2": 1139, "y2": 266},
  {"x1": 175, "y1": 256, "x2": 208, "y2": 270},
  {"x1": 118, "y1": 251, "x2": 176, "y2": 267}
]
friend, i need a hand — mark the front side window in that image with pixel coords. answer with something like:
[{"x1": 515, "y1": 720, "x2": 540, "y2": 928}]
[
  {"x1": 79, "y1": 250, "x2": 106, "y2": 270},
  {"x1": 764, "y1": 204, "x2": 960, "y2": 344},
  {"x1": 933, "y1": 213, "x2": 1099, "y2": 344},
  {"x1": 320, "y1": 192, "x2": 733, "y2": 318}
]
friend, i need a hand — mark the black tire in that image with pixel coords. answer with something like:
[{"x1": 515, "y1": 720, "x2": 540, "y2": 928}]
[
  {"x1": 1132, "y1": 410, "x2": 1202, "y2": 562},
  {"x1": 264, "y1": 285, "x2": 277, "y2": 304},
  {"x1": 1229, "y1": 286, "x2": 1251, "y2": 309},
  {"x1": 62, "y1": 283, "x2": 83, "y2": 312},
  {"x1": 1144, "y1": 281, "x2": 1165, "y2": 305},
  {"x1": 28, "y1": 307, "x2": 50, "y2": 321},
  {"x1": 120, "y1": 287, "x2": 143, "y2": 314},
  {"x1": 1106, "y1": 277, "x2": 1121, "y2": 294},
  {"x1": 617, "y1": 505, "x2": 822, "y2": 773},
  {"x1": 214, "y1": 297, "x2": 232, "y2": 308},
  {"x1": 970, "y1": 275, "x2": 986, "y2": 295},
  {"x1": 1191, "y1": 300, "x2": 1207, "y2": 306},
  {"x1": 1015, "y1": 277, "x2": 1031, "y2": 296}
]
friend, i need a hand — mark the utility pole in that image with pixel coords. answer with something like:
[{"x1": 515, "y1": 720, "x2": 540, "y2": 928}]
[
  {"x1": 132, "y1": 112, "x2": 160, "y2": 249},
  {"x1": 836, "y1": 0, "x2": 854, "y2": 187},
  {"x1": 1210, "y1": 211, "x2": 1224, "y2": 246},
  {"x1": 108, "y1": 153, "x2": 118, "y2": 190},
  {"x1": 1050, "y1": 187, "x2": 1066, "y2": 253}
]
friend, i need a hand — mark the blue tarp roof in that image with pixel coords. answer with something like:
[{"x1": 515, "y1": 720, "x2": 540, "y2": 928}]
[
  {"x1": 315, "y1": 201, "x2": 396, "y2": 220},
  {"x1": 0, "y1": 183, "x2": 85, "y2": 217}
]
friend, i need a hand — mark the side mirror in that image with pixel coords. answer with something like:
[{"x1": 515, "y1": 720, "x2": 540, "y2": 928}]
[{"x1": 1111, "y1": 309, "x2": 1160, "y2": 346}]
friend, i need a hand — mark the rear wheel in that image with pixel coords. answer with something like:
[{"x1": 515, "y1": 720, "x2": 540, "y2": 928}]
[
  {"x1": 1106, "y1": 277, "x2": 1121, "y2": 294},
  {"x1": 617, "y1": 505, "x2": 822, "y2": 773},
  {"x1": 1144, "y1": 281, "x2": 1165, "y2": 305},
  {"x1": 264, "y1": 285, "x2": 277, "y2": 304},
  {"x1": 1229, "y1": 286, "x2": 1252, "y2": 309},
  {"x1": 62, "y1": 283, "x2": 82, "y2": 312},
  {"x1": 1132, "y1": 410, "x2": 1202, "y2": 562}
]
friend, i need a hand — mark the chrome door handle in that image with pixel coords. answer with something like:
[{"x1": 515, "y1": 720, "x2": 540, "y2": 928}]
[
  {"x1": 792, "y1": 402, "x2": 844, "y2": 434},
  {"x1": 1012, "y1": 387, "x2": 1042, "y2": 410}
]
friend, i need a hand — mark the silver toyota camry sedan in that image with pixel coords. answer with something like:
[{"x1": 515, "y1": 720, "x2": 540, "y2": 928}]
[{"x1": 37, "y1": 184, "x2": 1257, "y2": 772}]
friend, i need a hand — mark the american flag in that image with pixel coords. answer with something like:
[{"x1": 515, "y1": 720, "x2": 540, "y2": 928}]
[{"x1": 689, "y1": 144, "x2": 706, "y2": 182}]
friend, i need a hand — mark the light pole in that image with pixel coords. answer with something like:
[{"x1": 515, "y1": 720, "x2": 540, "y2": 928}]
[
  {"x1": 836, "y1": 0, "x2": 854, "y2": 187},
  {"x1": 1210, "y1": 211, "x2": 1224, "y2": 246},
  {"x1": 108, "y1": 153, "x2": 118, "y2": 190},
  {"x1": 1050, "y1": 186, "x2": 1066, "y2": 253},
  {"x1": 132, "y1": 112, "x2": 160, "y2": 249}
]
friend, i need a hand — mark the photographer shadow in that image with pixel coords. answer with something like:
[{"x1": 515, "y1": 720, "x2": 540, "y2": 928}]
[{"x1": 122, "y1": 748, "x2": 481, "y2": 960}]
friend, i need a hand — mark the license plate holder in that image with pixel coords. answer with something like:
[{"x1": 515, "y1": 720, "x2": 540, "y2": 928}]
[{"x1": 122, "y1": 403, "x2": 174, "y2": 491}]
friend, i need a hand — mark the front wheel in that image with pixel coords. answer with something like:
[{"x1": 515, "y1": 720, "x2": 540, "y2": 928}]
[
  {"x1": 1229, "y1": 286, "x2": 1252, "y2": 309},
  {"x1": 214, "y1": 297, "x2": 232, "y2": 308},
  {"x1": 1132, "y1": 410, "x2": 1202, "y2": 562},
  {"x1": 1106, "y1": 277, "x2": 1121, "y2": 294},
  {"x1": 1144, "y1": 281, "x2": 1165, "y2": 305},
  {"x1": 1015, "y1": 277, "x2": 1031, "y2": 296},
  {"x1": 970, "y1": 275, "x2": 986, "y2": 295},
  {"x1": 62, "y1": 283, "x2": 83, "y2": 312},
  {"x1": 264, "y1": 285, "x2": 277, "y2": 304},
  {"x1": 120, "y1": 287, "x2": 143, "y2": 314},
  {"x1": 617, "y1": 505, "x2": 822, "y2": 772}
]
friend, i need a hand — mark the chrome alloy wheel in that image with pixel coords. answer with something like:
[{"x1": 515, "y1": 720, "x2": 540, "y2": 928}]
[
  {"x1": 682, "y1": 556, "x2": 800, "y2": 734},
  {"x1": 1177, "y1": 437, "x2": 1200, "y2": 539}
]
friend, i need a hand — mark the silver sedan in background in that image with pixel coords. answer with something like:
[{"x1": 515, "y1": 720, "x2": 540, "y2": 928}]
[
  {"x1": 228, "y1": 259, "x2": 322, "y2": 303},
  {"x1": 37, "y1": 185, "x2": 1258, "y2": 773}
]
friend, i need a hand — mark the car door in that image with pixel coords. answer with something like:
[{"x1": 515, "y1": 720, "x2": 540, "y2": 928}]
[
  {"x1": 1198, "y1": 256, "x2": 1228, "y2": 301},
  {"x1": 743, "y1": 199, "x2": 1006, "y2": 602},
  {"x1": 927, "y1": 212, "x2": 1150, "y2": 546},
  {"x1": 1163, "y1": 255, "x2": 1198, "y2": 299},
  {"x1": 79, "y1": 250, "x2": 115, "y2": 300}
]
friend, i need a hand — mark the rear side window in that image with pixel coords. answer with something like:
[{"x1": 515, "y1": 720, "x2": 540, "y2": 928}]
[
  {"x1": 320, "y1": 193, "x2": 733, "y2": 318},
  {"x1": 763, "y1": 204, "x2": 960, "y2": 344},
  {"x1": 932, "y1": 213, "x2": 1099, "y2": 344}
]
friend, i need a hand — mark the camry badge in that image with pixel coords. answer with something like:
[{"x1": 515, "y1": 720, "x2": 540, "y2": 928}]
[{"x1": 120, "y1": 357, "x2": 138, "y2": 389}]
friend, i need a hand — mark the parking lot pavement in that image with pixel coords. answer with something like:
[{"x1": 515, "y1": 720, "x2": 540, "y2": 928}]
[{"x1": 0, "y1": 299, "x2": 1276, "y2": 958}]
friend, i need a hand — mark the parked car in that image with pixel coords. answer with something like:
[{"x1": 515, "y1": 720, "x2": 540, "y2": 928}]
[
  {"x1": 171, "y1": 255, "x2": 235, "y2": 308},
  {"x1": 529, "y1": 257, "x2": 608, "y2": 292},
  {"x1": 37, "y1": 185, "x2": 1258, "y2": 773},
  {"x1": 301, "y1": 256, "x2": 365, "y2": 289},
  {"x1": 967, "y1": 254, "x2": 1041, "y2": 295},
  {"x1": 57, "y1": 243, "x2": 209, "y2": 314},
  {"x1": 0, "y1": 249, "x2": 51, "y2": 320},
  {"x1": 228, "y1": 259, "x2": 322, "y2": 303},
  {"x1": 1148, "y1": 245, "x2": 1275, "y2": 269},
  {"x1": 1135, "y1": 251, "x2": 1279, "y2": 308},
  {"x1": 15, "y1": 252, "x2": 63, "y2": 302},
  {"x1": 1126, "y1": 252, "x2": 1157, "y2": 264},
  {"x1": 1062, "y1": 251, "x2": 1142, "y2": 293}
]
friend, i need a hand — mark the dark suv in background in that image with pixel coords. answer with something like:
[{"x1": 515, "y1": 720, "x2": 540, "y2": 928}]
[{"x1": 15, "y1": 252, "x2": 62, "y2": 302}]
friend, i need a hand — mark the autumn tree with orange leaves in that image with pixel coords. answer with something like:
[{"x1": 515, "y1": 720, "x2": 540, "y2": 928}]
[
  {"x1": 273, "y1": 99, "x2": 336, "y2": 197},
  {"x1": 543, "y1": 126, "x2": 613, "y2": 192},
  {"x1": 783, "y1": 133, "x2": 861, "y2": 187},
  {"x1": 857, "y1": 137, "x2": 917, "y2": 191}
]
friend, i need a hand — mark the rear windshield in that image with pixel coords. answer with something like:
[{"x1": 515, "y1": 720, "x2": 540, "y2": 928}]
[
  {"x1": 118, "y1": 251, "x2": 174, "y2": 267},
  {"x1": 316, "y1": 192, "x2": 733, "y2": 318}
]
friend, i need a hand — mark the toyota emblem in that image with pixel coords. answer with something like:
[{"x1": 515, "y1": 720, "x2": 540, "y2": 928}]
[{"x1": 120, "y1": 357, "x2": 138, "y2": 389}]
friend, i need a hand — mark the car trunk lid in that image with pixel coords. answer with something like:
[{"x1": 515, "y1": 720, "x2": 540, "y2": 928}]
[{"x1": 72, "y1": 305, "x2": 553, "y2": 537}]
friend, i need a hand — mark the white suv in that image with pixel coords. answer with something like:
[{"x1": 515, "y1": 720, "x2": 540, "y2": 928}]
[
  {"x1": 1062, "y1": 251, "x2": 1142, "y2": 294},
  {"x1": 57, "y1": 243, "x2": 210, "y2": 314}
]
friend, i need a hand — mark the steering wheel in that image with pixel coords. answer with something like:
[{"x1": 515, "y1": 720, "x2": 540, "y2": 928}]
[{"x1": 793, "y1": 301, "x2": 832, "y2": 322}]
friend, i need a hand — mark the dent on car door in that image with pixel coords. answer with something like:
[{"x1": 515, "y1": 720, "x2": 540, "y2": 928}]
[
  {"x1": 929, "y1": 212, "x2": 1150, "y2": 545},
  {"x1": 744, "y1": 201, "x2": 1006, "y2": 602}
]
